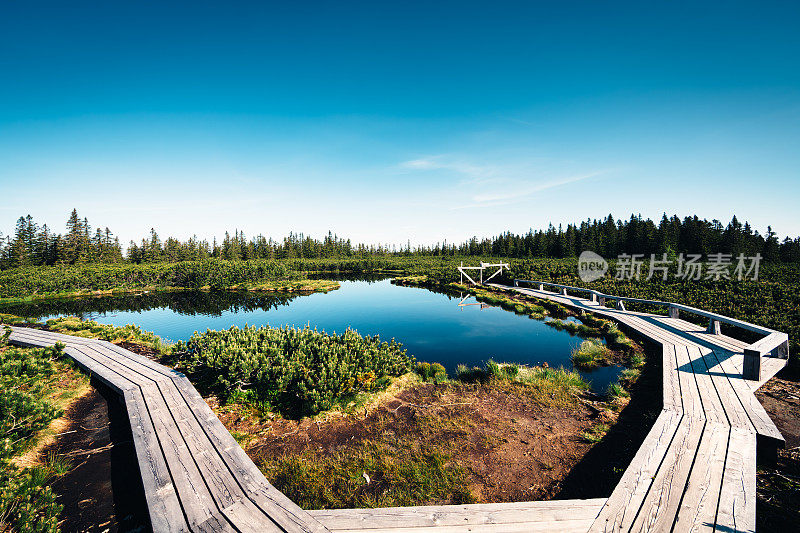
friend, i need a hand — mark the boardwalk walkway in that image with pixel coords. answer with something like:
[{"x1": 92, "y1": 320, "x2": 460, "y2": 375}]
[
  {"x1": 7, "y1": 279, "x2": 788, "y2": 532},
  {"x1": 487, "y1": 281, "x2": 788, "y2": 533}
]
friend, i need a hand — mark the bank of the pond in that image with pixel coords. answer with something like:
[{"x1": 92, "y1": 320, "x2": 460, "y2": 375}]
[{"x1": 0, "y1": 278, "x2": 339, "y2": 307}]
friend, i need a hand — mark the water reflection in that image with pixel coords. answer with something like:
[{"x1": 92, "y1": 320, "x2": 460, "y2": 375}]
[{"x1": 2, "y1": 279, "x2": 624, "y2": 392}]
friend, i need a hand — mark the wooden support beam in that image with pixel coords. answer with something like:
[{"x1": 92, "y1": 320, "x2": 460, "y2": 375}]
[
  {"x1": 743, "y1": 349, "x2": 762, "y2": 381},
  {"x1": 708, "y1": 319, "x2": 722, "y2": 335}
]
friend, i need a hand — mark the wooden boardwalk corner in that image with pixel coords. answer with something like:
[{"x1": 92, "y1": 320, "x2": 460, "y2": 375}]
[{"x1": 7, "y1": 279, "x2": 788, "y2": 532}]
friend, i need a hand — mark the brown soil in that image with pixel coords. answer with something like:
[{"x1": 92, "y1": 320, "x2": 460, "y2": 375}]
[
  {"x1": 213, "y1": 381, "x2": 613, "y2": 503},
  {"x1": 755, "y1": 368, "x2": 800, "y2": 529},
  {"x1": 40, "y1": 382, "x2": 150, "y2": 532}
]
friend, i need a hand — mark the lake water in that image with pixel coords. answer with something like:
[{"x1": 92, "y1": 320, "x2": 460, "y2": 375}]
[{"x1": 3, "y1": 278, "x2": 623, "y2": 392}]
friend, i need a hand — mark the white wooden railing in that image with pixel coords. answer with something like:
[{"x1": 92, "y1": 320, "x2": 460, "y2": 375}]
[{"x1": 512, "y1": 279, "x2": 789, "y2": 380}]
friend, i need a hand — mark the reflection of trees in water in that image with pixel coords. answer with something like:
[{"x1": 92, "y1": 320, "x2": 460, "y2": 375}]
[
  {"x1": 306, "y1": 273, "x2": 392, "y2": 283},
  {"x1": 0, "y1": 291, "x2": 302, "y2": 319}
]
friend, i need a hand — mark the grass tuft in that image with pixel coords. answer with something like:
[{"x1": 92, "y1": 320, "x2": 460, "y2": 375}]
[{"x1": 571, "y1": 339, "x2": 612, "y2": 370}]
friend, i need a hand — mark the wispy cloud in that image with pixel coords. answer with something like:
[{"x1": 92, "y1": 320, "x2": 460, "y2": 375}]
[
  {"x1": 465, "y1": 171, "x2": 607, "y2": 206},
  {"x1": 399, "y1": 156, "x2": 500, "y2": 185},
  {"x1": 400, "y1": 154, "x2": 611, "y2": 210}
]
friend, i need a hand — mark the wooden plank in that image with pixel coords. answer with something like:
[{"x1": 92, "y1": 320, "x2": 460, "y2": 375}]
[
  {"x1": 69, "y1": 341, "x2": 328, "y2": 531},
  {"x1": 695, "y1": 348, "x2": 750, "y2": 430},
  {"x1": 748, "y1": 356, "x2": 787, "y2": 391},
  {"x1": 674, "y1": 345, "x2": 706, "y2": 420},
  {"x1": 686, "y1": 345, "x2": 727, "y2": 425},
  {"x1": 124, "y1": 388, "x2": 190, "y2": 533},
  {"x1": 314, "y1": 519, "x2": 597, "y2": 533},
  {"x1": 10, "y1": 326, "x2": 99, "y2": 346},
  {"x1": 710, "y1": 350, "x2": 784, "y2": 447},
  {"x1": 630, "y1": 415, "x2": 705, "y2": 532},
  {"x1": 11, "y1": 330, "x2": 137, "y2": 396},
  {"x1": 67, "y1": 344, "x2": 219, "y2": 527},
  {"x1": 155, "y1": 382, "x2": 273, "y2": 532},
  {"x1": 170, "y1": 375, "x2": 331, "y2": 533},
  {"x1": 651, "y1": 319, "x2": 749, "y2": 353},
  {"x1": 716, "y1": 428, "x2": 756, "y2": 533},
  {"x1": 590, "y1": 410, "x2": 682, "y2": 532},
  {"x1": 77, "y1": 344, "x2": 275, "y2": 530},
  {"x1": 65, "y1": 339, "x2": 329, "y2": 532},
  {"x1": 672, "y1": 423, "x2": 729, "y2": 533},
  {"x1": 195, "y1": 512, "x2": 237, "y2": 533},
  {"x1": 308, "y1": 499, "x2": 605, "y2": 529},
  {"x1": 662, "y1": 344, "x2": 683, "y2": 413}
]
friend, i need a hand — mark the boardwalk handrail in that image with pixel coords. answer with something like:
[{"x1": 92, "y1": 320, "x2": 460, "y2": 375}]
[{"x1": 513, "y1": 279, "x2": 789, "y2": 360}]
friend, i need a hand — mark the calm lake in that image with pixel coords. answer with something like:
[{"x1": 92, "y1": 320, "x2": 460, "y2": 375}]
[{"x1": 4, "y1": 278, "x2": 623, "y2": 392}]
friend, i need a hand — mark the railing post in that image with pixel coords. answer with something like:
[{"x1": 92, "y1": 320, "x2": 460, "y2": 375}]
[
  {"x1": 538, "y1": 283, "x2": 544, "y2": 291},
  {"x1": 743, "y1": 348, "x2": 762, "y2": 381},
  {"x1": 598, "y1": 296, "x2": 606, "y2": 306},
  {"x1": 591, "y1": 294, "x2": 597, "y2": 302},
  {"x1": 616, "y1": 300, "x2": 626, "y2": 311},
  {"x1": 561, "y1": 288, "x2": 568, "y2": 296},
  {"x1": 669, "y1": 306, "x2": 679, "y2": 319},
  {"x1": 707, "y1": 319, "x2": 721, "y2": 335}
]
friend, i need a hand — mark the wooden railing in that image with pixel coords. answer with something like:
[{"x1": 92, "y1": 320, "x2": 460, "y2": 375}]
[{"x1": 512, "y1": 279, "x2": 790, "y2": 380}]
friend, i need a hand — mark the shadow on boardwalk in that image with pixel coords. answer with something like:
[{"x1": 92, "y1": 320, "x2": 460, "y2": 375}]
[{"x1": 556, "y1": 338, "x2": 663, "y2": 499}]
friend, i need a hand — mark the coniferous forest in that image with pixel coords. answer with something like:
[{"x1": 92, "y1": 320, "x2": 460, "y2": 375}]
[{"x1": 1, "y1": 208, "x2": 798, "y2": 269}]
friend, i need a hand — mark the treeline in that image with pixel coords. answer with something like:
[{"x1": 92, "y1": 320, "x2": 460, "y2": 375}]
[
  {"x1": 0, "y1": 209, "x2": 124, "y2": 268},
  {"x1": 2, "y1": 210, "x2": 799, "y2": 270}
]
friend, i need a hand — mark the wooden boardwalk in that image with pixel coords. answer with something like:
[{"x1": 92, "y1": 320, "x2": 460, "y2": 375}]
[
  {"x1": 7, "y1": 279, "x2": 789, "y2": 532},
  {"x1": 487, "y1": 281, "x2": 789, "y2": 533}
]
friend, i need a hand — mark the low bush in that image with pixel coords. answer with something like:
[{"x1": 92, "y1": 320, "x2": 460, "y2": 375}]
[
  {"x1": 415, "y1": 362, "x2": 447, "y2": 383},
  {"x1": 0, "y1": 344, "x2": 74, "y2": 533},
  {"x1": 173, "y1": 325, "x2": 414, "y2": 417}
]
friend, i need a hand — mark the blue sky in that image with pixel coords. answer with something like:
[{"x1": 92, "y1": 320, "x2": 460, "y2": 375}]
[{"x1": 1, "y1": 1, "x2": 798, "y2": 247}]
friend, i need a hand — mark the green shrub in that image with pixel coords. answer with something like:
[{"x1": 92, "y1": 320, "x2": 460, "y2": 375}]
[
  {"x1": 0, "y1": 345, "x2": 68, "y2": 533},
  {"x1": 415, "y1": 362, "x2": 447, "y2": 383},
  {"x1": 0, "y1": 326, "x2": 10, "y2": 347},
  {"x1": 0, "y1": 456, "x2": 61, "y2": 533},
  {"x1": 174, "y1": 325, "x2": 414, "y2": 417},
  {"x1": 415, "y1": 362, "x2": 432, "y2": 380}
]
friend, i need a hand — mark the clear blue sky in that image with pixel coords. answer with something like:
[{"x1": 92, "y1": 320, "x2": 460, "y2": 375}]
[{"x1": 1, "y1": 1, "x2": 798, "y2": 247}]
